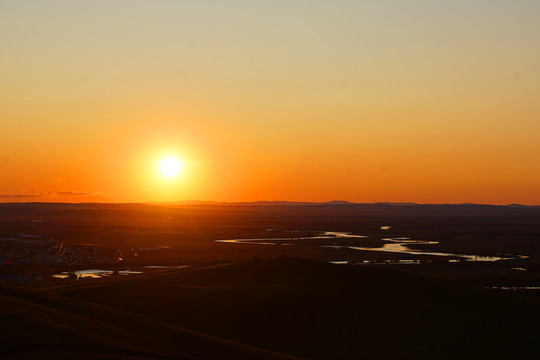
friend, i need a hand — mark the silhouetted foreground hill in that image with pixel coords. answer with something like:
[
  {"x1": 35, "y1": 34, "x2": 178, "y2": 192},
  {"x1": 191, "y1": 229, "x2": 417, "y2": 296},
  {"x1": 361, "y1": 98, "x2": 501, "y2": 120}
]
[
  {"x1": 0, "y1": 280, "x2": 304, "y2": 360},
  {"x1": 30, "y1": 259, "x2": 540, "y2": 360}
]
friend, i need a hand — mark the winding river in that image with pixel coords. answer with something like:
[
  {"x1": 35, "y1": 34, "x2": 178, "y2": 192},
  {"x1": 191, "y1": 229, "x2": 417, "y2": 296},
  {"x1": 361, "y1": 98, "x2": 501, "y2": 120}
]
[{"x1": 216, "y1": 231, "x2": 527, "y2": 262}]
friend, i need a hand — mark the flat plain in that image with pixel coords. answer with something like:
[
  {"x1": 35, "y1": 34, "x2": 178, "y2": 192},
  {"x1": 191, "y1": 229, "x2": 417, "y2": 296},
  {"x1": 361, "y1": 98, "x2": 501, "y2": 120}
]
[{"x1": 1, "y1": 203, "x2": 540, "y2": 359}]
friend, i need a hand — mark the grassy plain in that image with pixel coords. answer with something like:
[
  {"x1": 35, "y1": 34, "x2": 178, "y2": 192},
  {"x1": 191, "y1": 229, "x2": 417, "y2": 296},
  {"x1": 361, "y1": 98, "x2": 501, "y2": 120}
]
[{"x1": 2, "y1": 203, "x2": 540, "y2": 359}]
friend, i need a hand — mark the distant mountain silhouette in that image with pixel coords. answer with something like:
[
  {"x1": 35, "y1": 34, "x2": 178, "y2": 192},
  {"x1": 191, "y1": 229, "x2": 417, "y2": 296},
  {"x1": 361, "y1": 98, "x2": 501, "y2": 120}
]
[{"x1": 145, "y1": 200, "x2": 540, "y2": 208}]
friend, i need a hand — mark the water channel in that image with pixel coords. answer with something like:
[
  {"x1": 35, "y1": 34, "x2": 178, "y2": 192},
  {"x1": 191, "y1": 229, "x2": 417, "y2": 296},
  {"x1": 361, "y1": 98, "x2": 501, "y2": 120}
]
[{"x1": 216, "y1": 231, "x2": 527, "y2": 263}]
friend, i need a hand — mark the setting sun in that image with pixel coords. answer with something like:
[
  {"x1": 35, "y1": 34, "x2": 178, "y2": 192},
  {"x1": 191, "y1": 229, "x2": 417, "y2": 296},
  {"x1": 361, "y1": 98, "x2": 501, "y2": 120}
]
[
  {"x1": 158, "y1": 157, "x2": 183, "y2": 178},
  {"x1": 3, "y1": 3, "x2": 540, "y2": 359}
]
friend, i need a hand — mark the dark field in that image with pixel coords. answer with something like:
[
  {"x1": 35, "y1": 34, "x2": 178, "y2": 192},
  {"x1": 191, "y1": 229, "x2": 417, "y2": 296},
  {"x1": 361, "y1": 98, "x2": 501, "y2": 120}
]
[
  {"x1": 2, "y1": 202, "x2": 540, "y2": 359},
  {"x1": 2, "y1": 202, "x2": 540, "y2": 259}
]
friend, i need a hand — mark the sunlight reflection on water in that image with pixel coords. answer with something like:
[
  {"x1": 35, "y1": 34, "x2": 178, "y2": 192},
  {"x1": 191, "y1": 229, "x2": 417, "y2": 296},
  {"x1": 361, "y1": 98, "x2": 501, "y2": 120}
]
[
  {"x1": 52, "y1": 269, "x2": 143, "y2": 279},
  {"x1": 216, "y1": 231, "x2": 528, "y2": 263}
]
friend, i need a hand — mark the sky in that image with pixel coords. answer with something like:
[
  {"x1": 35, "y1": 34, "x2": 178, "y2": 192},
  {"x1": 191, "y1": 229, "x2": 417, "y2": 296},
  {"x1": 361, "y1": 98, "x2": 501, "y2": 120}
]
[{"x1": 1, "y1": 0, "x2": 540, "y2": 204}]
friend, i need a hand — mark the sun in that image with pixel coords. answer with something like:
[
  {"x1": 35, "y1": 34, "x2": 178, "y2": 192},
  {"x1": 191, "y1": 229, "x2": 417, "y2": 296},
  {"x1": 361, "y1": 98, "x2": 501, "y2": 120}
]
[{"x1": 158, "y1": 157, "x2": 183, "y2": 178}]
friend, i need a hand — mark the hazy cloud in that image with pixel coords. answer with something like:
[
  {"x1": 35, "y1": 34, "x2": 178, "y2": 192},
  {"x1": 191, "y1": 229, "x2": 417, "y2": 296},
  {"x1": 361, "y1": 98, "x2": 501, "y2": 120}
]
[
  {"x1": 0, "y1": 194, "x2": 42, "y2": 198},
  {"x1": 54, "y1": 191, "x2": 103, "y2": 196},
  {"x1": 0, "y1": 190, "x2": 102, "y2": 199}
]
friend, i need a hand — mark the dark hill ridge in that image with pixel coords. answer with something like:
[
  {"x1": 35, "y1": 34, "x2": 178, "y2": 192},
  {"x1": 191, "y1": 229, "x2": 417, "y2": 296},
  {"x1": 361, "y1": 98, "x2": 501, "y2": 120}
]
[
  {"x1": 36, "y1": 259, "x2": 540, "y2": 360},
  {"x1": 0, "y1": 281, "x2": 304, "y2": 360}
]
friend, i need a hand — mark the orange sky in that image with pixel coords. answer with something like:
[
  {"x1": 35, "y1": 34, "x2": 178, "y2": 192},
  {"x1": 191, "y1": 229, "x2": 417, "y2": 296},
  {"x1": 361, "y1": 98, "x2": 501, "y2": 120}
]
[{"x1": 1, "y1": 1, "x2": 540, "y2": 204}]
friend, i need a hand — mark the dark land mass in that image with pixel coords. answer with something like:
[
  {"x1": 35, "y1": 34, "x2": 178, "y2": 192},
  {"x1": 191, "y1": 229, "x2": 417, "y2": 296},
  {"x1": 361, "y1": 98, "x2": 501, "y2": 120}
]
[
  {"x1": 1, "y1": 259, "x2": 538, "y2": 359},
  {"x1": 0, "y1": 272, "x2": 303, "y2": 360},
  {"x1": 2, "y1": 202, "x2": 540, "y2": 257},
  {"x1": 2, "y1": 203, "x2": 540, "y2": 359}
]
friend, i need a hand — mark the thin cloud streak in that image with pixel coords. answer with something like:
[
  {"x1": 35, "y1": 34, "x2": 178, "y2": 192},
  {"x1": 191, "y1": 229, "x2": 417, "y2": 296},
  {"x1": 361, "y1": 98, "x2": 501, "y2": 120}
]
[{"x1": 0, "y1": 191, "x2": 103, "y2": 199}]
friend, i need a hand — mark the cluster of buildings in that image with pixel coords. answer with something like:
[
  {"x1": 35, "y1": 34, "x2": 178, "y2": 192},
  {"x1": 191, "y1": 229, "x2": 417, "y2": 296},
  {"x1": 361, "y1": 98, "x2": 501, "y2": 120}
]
[{"x1": 0, "y1": 233, "x2": 121, "y2": 267}]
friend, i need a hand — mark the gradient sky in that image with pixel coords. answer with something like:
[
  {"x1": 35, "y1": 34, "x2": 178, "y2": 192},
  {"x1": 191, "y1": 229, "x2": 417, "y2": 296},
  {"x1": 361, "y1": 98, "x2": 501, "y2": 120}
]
[{"x1": 1, "y1": 0, "x2": 540, "y2": 204}]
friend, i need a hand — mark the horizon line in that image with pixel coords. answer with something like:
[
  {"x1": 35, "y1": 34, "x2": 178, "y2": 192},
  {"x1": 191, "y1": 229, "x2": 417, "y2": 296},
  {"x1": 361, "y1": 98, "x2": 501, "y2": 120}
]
[{"x1": 0, "y1": 200, "x2": 538, "y2": 207}]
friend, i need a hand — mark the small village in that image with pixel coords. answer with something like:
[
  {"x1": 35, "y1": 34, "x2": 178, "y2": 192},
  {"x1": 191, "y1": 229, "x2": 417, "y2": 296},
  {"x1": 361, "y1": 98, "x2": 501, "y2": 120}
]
[{"x1": 0, "y1": 233, "x2": 120, "y2": 267}]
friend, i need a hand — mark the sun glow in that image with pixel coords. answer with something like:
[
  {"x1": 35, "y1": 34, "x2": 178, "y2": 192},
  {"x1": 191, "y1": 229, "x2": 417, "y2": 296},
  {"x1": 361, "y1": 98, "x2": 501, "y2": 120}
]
[{"x1": 158, "y1": 157, "x2": 183, "y2": 178}]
